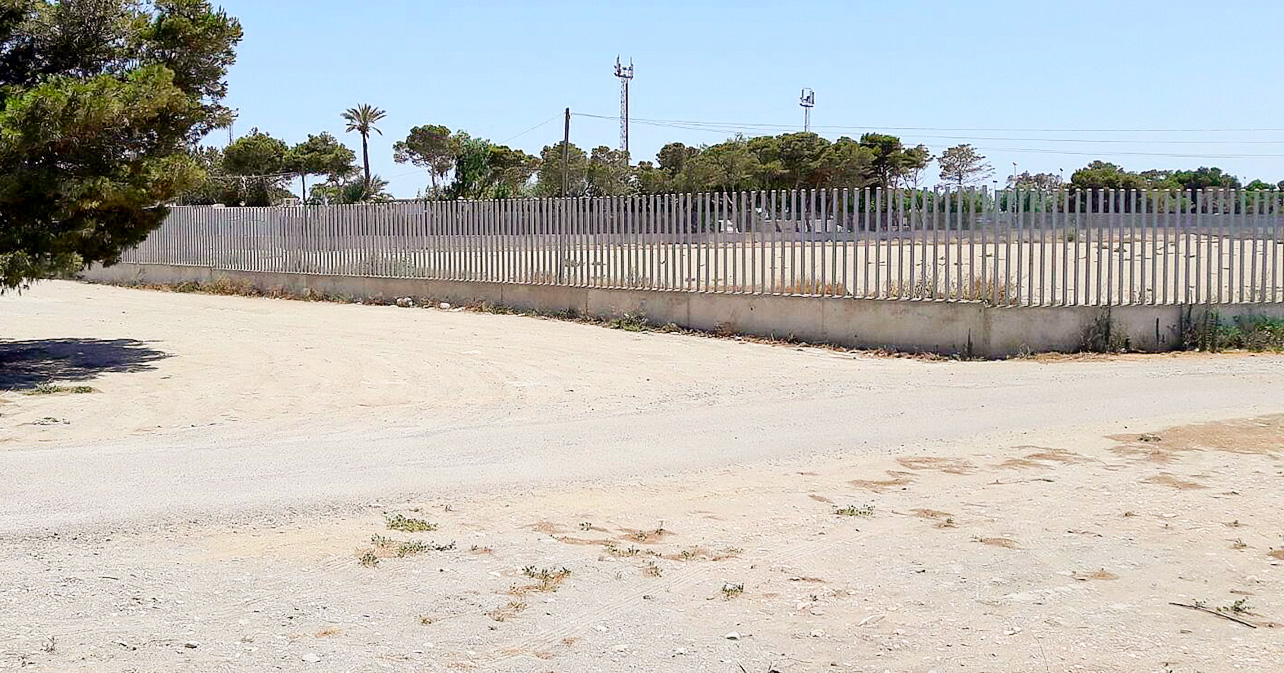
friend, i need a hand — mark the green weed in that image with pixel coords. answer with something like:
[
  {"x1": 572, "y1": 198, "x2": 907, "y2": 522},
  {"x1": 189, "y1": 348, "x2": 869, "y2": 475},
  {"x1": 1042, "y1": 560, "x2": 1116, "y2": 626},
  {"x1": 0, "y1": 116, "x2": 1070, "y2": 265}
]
[
  {"x1": 835, "y1": 504, "x2": 876, "y2": 517},
  {"x1": 386, "y1": 513, "x2": 436, "y2": 533}
]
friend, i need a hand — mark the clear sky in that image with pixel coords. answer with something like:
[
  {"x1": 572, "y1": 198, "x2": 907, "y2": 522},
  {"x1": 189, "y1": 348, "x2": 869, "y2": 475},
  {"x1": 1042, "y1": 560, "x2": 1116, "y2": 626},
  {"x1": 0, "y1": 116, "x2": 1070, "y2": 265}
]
[{"x1": 214, "y1": 0, "x2": 1284, "y2": 198}]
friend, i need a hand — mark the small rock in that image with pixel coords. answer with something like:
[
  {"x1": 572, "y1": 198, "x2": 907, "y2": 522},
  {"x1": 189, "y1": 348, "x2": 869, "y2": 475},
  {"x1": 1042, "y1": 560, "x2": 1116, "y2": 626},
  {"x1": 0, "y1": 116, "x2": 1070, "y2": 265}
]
[
  {"x1": 673, "y1": 647, "x2": 687, "y2": 656},
  {"x1": 396, "y1": 297, "x2": 413, "y2": 308},
  {"x1": 439, "y1": 302, "x2": 452, "y2": 310},
  {"x1": 594, "y1": 625, "x2": 608, "y2": 632},
  {"x1": 725, "y1": 632, "x2": 741, "y2": 641},
  {"x1": 612, "y1": 644, "x2": 628, "y2": 653},
  {"x1": 810, "y1": 629, "x2": 825, "y2": 638},
  {"x1": 301, "y1": 653, "x2": 321, "y2": 663},
  {"x1": 183, "y1": 641, "x2": 199, "y2": 649}
]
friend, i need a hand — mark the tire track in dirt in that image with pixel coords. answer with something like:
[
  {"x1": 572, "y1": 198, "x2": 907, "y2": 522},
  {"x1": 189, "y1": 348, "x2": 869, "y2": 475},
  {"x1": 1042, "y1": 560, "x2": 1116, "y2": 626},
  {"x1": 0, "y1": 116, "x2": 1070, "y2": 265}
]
[{"x1": 485, "y1": 528, "x2": 861, "y2": 666}]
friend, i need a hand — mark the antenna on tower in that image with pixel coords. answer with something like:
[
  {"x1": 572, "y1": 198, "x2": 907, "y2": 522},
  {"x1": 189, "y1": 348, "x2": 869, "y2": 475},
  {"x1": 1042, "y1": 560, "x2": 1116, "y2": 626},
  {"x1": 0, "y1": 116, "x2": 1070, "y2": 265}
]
[
  {"x1": 614, "y1": 56, "x2": 634, "y2": 157},
  {"x1": 799, "y1": 88, "x2": 815, "y2": 133}
]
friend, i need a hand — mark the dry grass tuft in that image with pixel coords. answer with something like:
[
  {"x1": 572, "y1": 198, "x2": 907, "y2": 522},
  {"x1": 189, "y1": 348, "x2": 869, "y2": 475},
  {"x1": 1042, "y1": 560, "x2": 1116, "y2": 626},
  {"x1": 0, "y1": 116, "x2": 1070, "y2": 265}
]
[
  {"x1": 780, "y1": 280, "x2": 848, "y2": 296},
  {"x1": 897, "y1": 456, "x2": 975, "y2": 475},
  {"x1": 1142, "y1": 473, "x2": 1207, "y2": 490},
  {"x1": 849, "y1": 471, "x2": 915, "y2": 493},
  {"x1": 487, "y1": 601, "x2": 527, "y2": 622},
  {"x1": 1072, "y1": 569, "x2": 1119, "y2": 581},
  {"x1": 508, "y1": 566, "x2": 572, "y2": 596}
]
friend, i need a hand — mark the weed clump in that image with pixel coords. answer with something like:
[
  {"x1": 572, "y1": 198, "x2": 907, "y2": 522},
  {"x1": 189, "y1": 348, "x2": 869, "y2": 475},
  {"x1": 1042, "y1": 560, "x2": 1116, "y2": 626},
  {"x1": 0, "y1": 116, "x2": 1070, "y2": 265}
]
[
  {"x1": 386, "y1": 513, "x2": 436, "y2": 533},
  {"x1": 608, "y1": 311, "x2": 648, "y2": 332},
  {"x1": 1183, "y1": 310, "x2": 1284, "y2": 352},
  {"x1": 835, "y1": 504, "x2": 876, "y2": 517},
  {"x1": 24, "y1": 383, "x2": 94, "y2": 396}
]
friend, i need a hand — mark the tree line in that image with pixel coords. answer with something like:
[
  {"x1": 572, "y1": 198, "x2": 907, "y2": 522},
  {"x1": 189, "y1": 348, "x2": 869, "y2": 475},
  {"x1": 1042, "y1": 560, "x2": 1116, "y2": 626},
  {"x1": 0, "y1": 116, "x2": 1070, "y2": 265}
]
[{"x1": 183, "y1": 108, "x2": 1284, "y2": 208}]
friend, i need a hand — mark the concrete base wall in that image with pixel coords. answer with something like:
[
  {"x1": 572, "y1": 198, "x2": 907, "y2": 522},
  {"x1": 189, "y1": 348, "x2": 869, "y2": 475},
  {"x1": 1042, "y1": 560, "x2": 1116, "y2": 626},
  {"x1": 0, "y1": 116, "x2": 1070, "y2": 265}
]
[{"x1": 82, "y1": 263, "x2": 1284, "y2": 359}]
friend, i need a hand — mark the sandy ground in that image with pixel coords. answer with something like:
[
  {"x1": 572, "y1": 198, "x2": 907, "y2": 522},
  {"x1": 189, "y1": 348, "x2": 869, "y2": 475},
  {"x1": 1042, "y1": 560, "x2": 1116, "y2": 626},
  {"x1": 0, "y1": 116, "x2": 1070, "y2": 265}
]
[{"x1": 1, "y1": 281, "x2": 1282, "y2": 672}]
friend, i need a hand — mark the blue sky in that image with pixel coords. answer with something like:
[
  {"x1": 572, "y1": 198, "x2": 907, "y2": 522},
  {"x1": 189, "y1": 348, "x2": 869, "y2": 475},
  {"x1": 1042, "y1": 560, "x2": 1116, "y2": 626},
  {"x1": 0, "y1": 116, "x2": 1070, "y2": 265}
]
[{"x1": 215, "y1": 0, "x2": 1284, "y2": 197}]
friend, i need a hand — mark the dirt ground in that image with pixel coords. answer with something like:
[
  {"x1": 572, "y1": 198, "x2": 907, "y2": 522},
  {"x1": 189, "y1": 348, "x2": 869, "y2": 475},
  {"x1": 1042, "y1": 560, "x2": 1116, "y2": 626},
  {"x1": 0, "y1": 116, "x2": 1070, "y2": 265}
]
[{"x1": 1, "y1": 281, "x2": 1282, "y2": 672}]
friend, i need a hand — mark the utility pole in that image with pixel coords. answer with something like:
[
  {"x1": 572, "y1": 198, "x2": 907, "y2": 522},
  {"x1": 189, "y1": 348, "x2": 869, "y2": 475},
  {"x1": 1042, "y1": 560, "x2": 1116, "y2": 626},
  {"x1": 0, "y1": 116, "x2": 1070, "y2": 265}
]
[
  {"x1": 614, "y1": 57, "x2": 634, "y2": 157},
  {"x1": 561, "y1": 107, "x2": 570, "y2": 197},
  {"x1": 799, "y1": 88, "x2": 815, "y2": 133}
]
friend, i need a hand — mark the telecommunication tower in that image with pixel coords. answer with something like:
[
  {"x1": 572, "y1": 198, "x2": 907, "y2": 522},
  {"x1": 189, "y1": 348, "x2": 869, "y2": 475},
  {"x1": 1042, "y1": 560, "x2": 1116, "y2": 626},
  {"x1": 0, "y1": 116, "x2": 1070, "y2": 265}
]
[
  {"x1": 799, "y1": 88, "x2": 815, "y2": 133},
  {"x1": 614, "y1": 57, "x2": 634, "y2": 156}
]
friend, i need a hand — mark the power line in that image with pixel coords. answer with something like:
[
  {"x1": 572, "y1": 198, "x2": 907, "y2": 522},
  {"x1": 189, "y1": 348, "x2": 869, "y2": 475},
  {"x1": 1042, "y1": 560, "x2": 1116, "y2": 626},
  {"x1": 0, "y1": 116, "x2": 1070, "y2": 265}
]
[
  {"x1": 574, "y1": 113, "x2": 1284, "y2": 134},
  {"x1": 580, "y1": 113, "x2": 1284, "y2": 144},
  {"x1": 971, "y1": 147, "x2": 1284, "y2": 159},
  {"x1": 572, "y1": 114, "x2": 1284, "y2": 159},
  {"x1": 201, "y1": 171, "x2": 300, "y2": 181},
  {"x1": 499, "y1": 113, "x2": 563, "y2": 144}
]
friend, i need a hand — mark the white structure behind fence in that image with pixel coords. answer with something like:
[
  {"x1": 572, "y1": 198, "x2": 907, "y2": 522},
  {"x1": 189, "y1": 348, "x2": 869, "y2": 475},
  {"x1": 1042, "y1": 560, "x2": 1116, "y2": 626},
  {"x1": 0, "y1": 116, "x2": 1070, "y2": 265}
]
[{"x1": 124, "y1": 188, "x2": 1284, "y2": 307}]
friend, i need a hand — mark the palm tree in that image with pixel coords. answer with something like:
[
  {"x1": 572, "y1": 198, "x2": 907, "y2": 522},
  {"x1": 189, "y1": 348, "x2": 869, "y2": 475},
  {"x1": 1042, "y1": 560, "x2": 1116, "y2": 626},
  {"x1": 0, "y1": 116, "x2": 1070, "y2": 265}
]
[{"x1": 341, "y1": 104, "x2": 387, "y2": 183}]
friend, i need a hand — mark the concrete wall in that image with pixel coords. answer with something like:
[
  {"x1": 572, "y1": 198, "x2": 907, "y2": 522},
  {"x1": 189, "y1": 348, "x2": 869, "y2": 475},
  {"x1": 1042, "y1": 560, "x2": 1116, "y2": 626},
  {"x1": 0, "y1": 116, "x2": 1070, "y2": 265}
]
[{"x1": 81, "y1": 263, "x2": 1284, "y2": 358}]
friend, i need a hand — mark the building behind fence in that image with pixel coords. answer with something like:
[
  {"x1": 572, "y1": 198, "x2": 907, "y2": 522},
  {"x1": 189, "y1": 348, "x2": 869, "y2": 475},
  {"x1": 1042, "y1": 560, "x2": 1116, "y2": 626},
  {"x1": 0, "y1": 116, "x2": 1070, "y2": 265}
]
[{"x1": 123, "y1": 188, "x2": 1284, "y2": 308}]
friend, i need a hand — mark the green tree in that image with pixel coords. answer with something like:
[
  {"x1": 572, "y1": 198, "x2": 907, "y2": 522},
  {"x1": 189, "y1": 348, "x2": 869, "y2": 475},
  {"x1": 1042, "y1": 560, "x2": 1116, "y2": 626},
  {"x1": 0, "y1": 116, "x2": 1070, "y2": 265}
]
[
  {"x1": 0, "y1": 0, "x2": 241, "y2": 288},
  {"x1": 341, "y1": 103, "x2": 386, "y2": 183},
  {"x1": 817, "y1": 137, "x2": 875, "y2": 189},
  {"x1": 1139, "y1": 169, "x2": 1176, "y2": 187},
  {"x1": 774, "y1": 132, "x2": 829, "y2": 189},
  {"x1": 938, "y1": 144, "x2": 993, "y2": 187},
  {"x1": 1245, "y1": 179, "x2": 1278, "y2": 191},
  {"x1": 901, "y1": 146, "x2": 932, "y2": 188},
  {"x1": 1069, "y1": 161, "x2": 1148, "y2": 191},
  {"x1": 656, "y1": 142, "x2": 701, "y2": 180},
  {"x1": 393, "y1": 124, "x2": 456, "y2": 195},
  {"x1": 535, "y1": 141, "x2": 588, "y2": 197},
  {"x1": 745, "y1": 135, "x2": 785, "y2": 189},
  {"x1": 178, "y1": 147, "x2": 239, "y2": 206},
  {"x1": 310, "y1": 174, "x2": 391, "y2": 204},
  {"x1": 223, "y1": 129, "x2": 288, "y2": 175},
  {"x1": 221, "y1": 129, "x2": 290, "y2": 206},
  {"x1": 1069, "y1": 161, "x2": 1150, "y2": 211},
  {"x1": 288, "y1": 132, "x2": 355, "y2": 201},
  {"x1": 859, "y1": 134, "x2": 927, "y2": 189},
  {"x1": 696, "y1": 137, "x2": 762, "y2": 193},
  {"x1": 1008, "y1": 171, "x2": 1062, "y2": 191},
  {"x1": 587, "y1": 146, "x2": 633, "y2": 196},
  {"x1": 346, "y1": 175, "x2": 391, "y2": 203},
  {"x1": 487, "y1": 145, "x2": 540, "y2": 197},
  {"x1": 1170, "y1": 166, "x2": 1241, "y2": 191},
  {"x1": 633, "y1": 161, "x2": 668, "y2": 195},
  {"x1": 444, "y1": 132, "x2": 493, "y2": 200}
]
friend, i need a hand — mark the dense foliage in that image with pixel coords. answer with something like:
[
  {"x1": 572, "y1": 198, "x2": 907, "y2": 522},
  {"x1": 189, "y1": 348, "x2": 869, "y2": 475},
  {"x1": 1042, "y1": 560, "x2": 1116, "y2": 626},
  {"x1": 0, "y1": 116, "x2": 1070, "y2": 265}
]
[{"x1": 0, "y1": 0, "x2": 241, "y2": 288}]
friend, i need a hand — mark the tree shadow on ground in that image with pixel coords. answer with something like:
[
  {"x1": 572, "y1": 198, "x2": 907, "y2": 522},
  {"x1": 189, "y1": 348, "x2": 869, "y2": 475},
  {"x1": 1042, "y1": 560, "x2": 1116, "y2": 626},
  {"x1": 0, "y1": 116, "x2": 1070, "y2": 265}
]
[{"x1": 0, "y1": 339, "x2": 169, "y2": 389}]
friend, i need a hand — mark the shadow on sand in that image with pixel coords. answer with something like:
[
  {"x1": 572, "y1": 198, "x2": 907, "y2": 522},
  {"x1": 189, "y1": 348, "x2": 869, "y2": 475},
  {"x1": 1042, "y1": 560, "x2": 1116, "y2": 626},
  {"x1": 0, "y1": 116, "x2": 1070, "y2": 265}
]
[{"x1": 0, "y1": 338, "x2": 169, "y2": 389}]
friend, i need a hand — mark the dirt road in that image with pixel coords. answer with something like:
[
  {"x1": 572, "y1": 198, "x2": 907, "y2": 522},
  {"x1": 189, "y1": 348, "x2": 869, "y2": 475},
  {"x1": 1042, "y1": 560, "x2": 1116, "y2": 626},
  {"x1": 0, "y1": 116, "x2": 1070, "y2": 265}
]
[{"x1": 1, "y1": 281, "x2": 1281, "y2": 672}]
